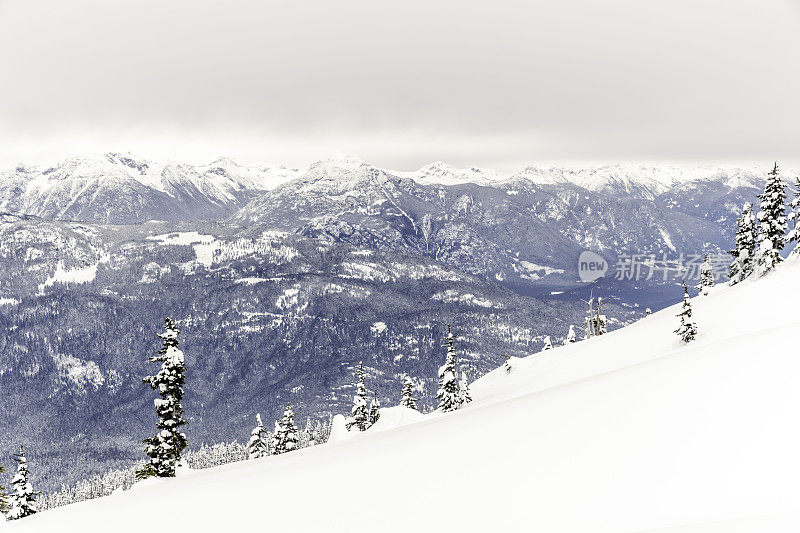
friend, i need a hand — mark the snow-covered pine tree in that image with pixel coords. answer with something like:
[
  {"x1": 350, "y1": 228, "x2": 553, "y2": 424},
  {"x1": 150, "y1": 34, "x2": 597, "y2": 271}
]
[
  {"x1": 302, "y1": 418, "x2": 316, "y2": 447},
  {"x1": 695, "y1": 254, "x2": 714, "y2": 295},
  {"x1": 346, "y1": 361, "x2": 370, "y2": 431},
  {"x1": 7, "y1": 445, "x2": 38, "y2": 520},
  {"x1": 369, "y1": 394, "x2": 381, "y2": 426},
  {"x1": 756, "y1": 162, "x2": 787, "y2": 276},
  {"x1": 137, "y1": 317, "x2": 188, "y2": 479},
  {"x1": 674, "y1": 282, "x2": 698, "y2": 344},
  {"x1": 247, "y1": 413, "x2": 269, "y2": 459},
  {"x1": 437, "y1": 325, "x2": 461, "y2": 412},
  {"x1": 541, "y1": 335, "x2": 553, "y2": 351},
  {"x1": 787, "y1": 176, "x2": 800, "y2": 255},
  {"x1": 307, "y1": 420, "x2": 320, "y2": 446},
  {"x1": 270, "y1": 420, "x2": 281, "y2": 455},
  {"x1": 729, "y1": 203, "x2": 757, "y2": 285},
  {"x1": 400, "y1": 376, "x2": 418, "y2": 410},
  {"x1": 565, "y1": 325, "x2": 576, "y2": 344},
  {"x1": 272, "y1": 404, "x2": 299, "y2": 455},
  {"x1": 457, "y1": 371, "x2": 472, "y2": 405}
]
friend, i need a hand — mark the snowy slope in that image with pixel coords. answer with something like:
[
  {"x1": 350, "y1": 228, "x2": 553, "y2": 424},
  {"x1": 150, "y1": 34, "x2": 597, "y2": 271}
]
[{"x1": 11, "y1": 259, "x2": 800, "y2": 531}]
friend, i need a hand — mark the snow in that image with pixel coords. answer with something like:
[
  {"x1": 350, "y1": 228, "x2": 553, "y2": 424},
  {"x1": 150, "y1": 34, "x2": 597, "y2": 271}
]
[
  {"x1": 11, "y1": 260, "x2": 800, "y2": 532},
  {"x1": 146, "y1": 232, "x2": 215, "y2": 246},
  {"x1": 38, "y1": 262, "x2": 98, "y2": 292},
  {"x1": 659, "y1": 226, "x2": 677, "y2": 251},
  {"x1": 234, "y1": 277, "x2": 272, "y2": 285},
  {"x1": 275, "y1": 287, "x2": 300, "y2": 310},
  {"x1": 515, "y1": 259, "x2": 565, "y2": 280},
  {"x1": 370, "y1": 321, "x2": 387, "y2": 335},
  {"x1": 53, "y1": 354, "x2": 104, "y2": 391}
]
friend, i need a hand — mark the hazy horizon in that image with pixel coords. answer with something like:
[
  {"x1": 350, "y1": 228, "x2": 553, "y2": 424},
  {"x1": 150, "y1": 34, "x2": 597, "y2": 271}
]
[{"x1": 2, "y1": 0, "x2": 799, "y2": 170}]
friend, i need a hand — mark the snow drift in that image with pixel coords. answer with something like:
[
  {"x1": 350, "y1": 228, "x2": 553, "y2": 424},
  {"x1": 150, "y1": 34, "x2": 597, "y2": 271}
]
[{"x1": 10, "y1": 261, "x2": 800, "y2": 532}]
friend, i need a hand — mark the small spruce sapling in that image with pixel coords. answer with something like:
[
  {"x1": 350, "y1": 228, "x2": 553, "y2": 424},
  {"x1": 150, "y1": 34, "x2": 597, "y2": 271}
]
[
  {"x1": 565, "y1": 325, "x2": 576, "y2": 344},
  {"x1": 458, "y1": 371, "x2": 472, "y2": 405},
  {"x1": 729, "y1": 203, "x2": 757, "y2": 284},
  {"x1": 6, "y1": 445, "x2": 38, "y2": 520},
  {"x1": 541, "y1": 336, "x2": 553, "y2": 351},
  {"x1": 674, "y1": 282, "x2": 698, "y2": 344},
  {"x1": 400, "y1": 376, "x2": 418, "y2": 410},
  {"x1": 369, "y1": 394, "x2": 381, "y2": 426},
  {"x1": 272, "y1": 405, "x2": 299, "y2": 454},
  {"x1": 437, "y1": 325, "x2": 461, "y2": 412},
  {"x1": 695, "y1": 254, "x2": 714, "y2": 295},
  {"x1": 346, "y1": 362, "x2": 370, "y2": 431},
  {"x1": 247, "y1": 413, "x2": 270, "y2": 459}
]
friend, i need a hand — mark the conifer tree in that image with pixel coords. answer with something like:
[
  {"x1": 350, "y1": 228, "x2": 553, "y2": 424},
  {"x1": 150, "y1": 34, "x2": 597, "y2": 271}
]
[
  {"x1": 787, "y1": 176, "x2": 800, "y2": 255},
  {"x1": 302, "y1": 418, "x2": 315, "y2": 447},
  {"x1": 346, "y1": 361, "x2": 370, "y2": 431},
  {"x1": 437, "y1": 325, "x2": 461, "y2": 412},
  {"x1": 400, "y1": 376, "x2": 418, "y2": 410},
  {"x1": 729, "y1": 203, "x2": 757, "y2": 284},
  {"x1": 457, "y1": 371, "x2": 472, "y2": 405},
  {"x1": 272, "y1": 404, "x2": 299, "y2": 455},
  {"x1": 565, "y1": 325, "x2": 576, "y2": 344},
  {"x1": 270, "y1": 420, "x2": 281, "y2": 454},
  {"x1": 247, "y1": 413, "x2": 270, "y2": 459},
  {"x1": 674, "y1": 283, "x2": 698, "y2": 344},
  {"x1": 369, "y1": 394, "x2": 381, "y2": 426},
  {"x1": 541, "y1": 336, "x2": 553, "y2": 351},
  {"x1": 695, "y1": 254, "x2": 714, "y2": 295},
  {"x1": 756, "y1": 162, "x2": 787, "y2": 275},
  {"x1": 309, "y1": 420, "x2": 324, "y2": 446},
  {"x1": 7, "y1": 445, "x2": 38, "y2": 520},
  {"x1": 137, "y1": 317, "x2": 187, "y2": 479}
]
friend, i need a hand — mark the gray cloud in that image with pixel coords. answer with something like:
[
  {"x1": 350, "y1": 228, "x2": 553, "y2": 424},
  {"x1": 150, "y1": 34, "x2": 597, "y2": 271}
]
[{"x1": 1, "y1": 0, "x2": 799, "y2": 170}]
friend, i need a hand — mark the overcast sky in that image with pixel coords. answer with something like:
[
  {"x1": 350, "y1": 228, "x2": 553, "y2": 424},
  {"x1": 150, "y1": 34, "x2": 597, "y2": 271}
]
[{"x1": 0, "y1": 0, "x2": 798, "y2": 171}]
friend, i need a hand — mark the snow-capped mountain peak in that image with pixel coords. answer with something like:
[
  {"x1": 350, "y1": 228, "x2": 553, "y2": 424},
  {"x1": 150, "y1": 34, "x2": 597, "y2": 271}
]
[
  {"x1": 398, "y1": 161, "x2": 507, "y2": 186},
  {"x1": 0, "y1": 153, "x2": 301, "y2": 223}
]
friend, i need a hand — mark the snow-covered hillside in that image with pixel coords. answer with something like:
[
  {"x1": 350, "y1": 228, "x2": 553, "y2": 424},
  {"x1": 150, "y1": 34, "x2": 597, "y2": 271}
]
[{"x1": 10, "y1": 260, "x2": 800, "y2": 532}]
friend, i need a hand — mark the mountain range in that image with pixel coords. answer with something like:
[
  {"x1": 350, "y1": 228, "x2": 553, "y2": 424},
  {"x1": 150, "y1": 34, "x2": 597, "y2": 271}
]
[{"x1": 3, "y1": 152, "x2": 792, "y2": 294}]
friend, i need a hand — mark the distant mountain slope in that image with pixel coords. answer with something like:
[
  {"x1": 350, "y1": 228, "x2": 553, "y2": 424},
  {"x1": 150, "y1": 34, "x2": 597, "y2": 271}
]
[
  {"x1": 232, "y1": 156, "x2": 774, "y2": 292},
  {"x1": 12, "y1": 258, "x2": 800, "y2": 532},
  {"x1": 0, "y1": 153, "x2": 300, "y2": 223}
]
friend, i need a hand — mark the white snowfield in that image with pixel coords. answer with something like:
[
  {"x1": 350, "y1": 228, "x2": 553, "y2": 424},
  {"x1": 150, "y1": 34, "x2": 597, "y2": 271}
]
[{"x1": 9, "y1": 261, "x2": 800, "y2": 532}]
